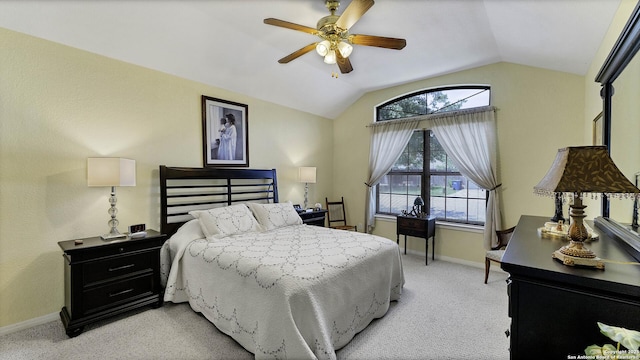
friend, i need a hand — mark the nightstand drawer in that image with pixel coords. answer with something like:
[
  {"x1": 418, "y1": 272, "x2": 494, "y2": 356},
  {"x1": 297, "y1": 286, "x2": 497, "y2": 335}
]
[
  {"x1": 77, "y1": 241, "x2": 162, "y2": 262},
  {"x1": 298, "y1": 209, "x2": 327, "y2": 227},
  {"x1": 83, "y1": 273, "x2": 155, "y2": 315},
  {"x1": 397, "y1": 217, "x2": 427, "y2": 235},
  {"x1": 83, "y1": 252, "x2": 155, "y2": 285}
]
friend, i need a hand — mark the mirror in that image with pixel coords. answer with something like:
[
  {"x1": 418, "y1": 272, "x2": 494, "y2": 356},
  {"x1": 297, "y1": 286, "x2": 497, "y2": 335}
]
[
  {"x1": 595, "y1": 2, "x2": 640, "y2": 261},
  {"x1": 609, "y1": 53, "x2": 640, "y2": 224}
]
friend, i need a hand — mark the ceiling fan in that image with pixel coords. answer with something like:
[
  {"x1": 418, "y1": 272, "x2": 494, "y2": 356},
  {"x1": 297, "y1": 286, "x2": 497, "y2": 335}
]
[{"x1": 264, "y1": 0, "x2": 407, "y2": 74}]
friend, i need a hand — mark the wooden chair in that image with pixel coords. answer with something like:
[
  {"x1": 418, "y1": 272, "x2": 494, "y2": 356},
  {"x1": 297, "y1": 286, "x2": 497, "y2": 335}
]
[
  {"x1": 484, "y1": 226, "x2": 516, "y2": 284},
  {"x1": 325, "y1": 197, "x2": 357, "y2": 231}
]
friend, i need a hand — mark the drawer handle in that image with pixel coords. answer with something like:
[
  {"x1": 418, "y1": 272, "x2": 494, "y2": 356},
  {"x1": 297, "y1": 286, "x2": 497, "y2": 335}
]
[
  {"x1": 108, "y1": 264, "x2": 135, "y2": 272},
  {"x1": 109, "y1": 288, "x2": 134, "y2": 297}
]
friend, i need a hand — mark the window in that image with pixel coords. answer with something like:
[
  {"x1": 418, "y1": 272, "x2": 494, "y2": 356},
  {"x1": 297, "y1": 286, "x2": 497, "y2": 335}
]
[
  {"x1": 377, "y1": 86, "x2": 491, "y2": 121},
  {"x1": 375, "y1": 86, "x2": 490, "y2": 225}
]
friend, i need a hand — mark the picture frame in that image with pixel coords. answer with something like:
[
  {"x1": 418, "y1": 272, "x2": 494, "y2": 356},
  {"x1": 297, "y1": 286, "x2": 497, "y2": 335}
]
[
  {"x1": 201, "y1": 95, "x2": 249, "y2": 167},
  {"x1": 592, "y1": 111, "x2": 603, "y2": 145}
]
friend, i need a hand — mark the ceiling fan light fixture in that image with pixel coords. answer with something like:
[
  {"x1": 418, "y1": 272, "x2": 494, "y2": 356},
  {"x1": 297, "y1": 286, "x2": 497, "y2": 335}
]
[
  {"x1": 316, "y1": 40, "x2": 331, "y2": 56},
  {"x1": 265, "y1": 0, "x2": 407, "y2": 74},
  {"x1": 337, "y1": 41, "x2": 353, "y2": 58},
  {"x1": 324, "y1": 50, "x2": 337, "y2": 64}
]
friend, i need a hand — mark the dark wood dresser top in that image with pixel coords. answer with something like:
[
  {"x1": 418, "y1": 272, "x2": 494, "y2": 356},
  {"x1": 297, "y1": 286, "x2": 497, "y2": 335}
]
[{"x1": 501, "y1": 215, "x2": 640, "y2": 299}]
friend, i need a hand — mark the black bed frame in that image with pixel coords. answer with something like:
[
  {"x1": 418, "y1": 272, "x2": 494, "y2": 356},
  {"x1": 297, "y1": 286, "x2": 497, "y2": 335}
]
[{"x1": 159, "y1": 166, "x2": 279, "y2": 237}]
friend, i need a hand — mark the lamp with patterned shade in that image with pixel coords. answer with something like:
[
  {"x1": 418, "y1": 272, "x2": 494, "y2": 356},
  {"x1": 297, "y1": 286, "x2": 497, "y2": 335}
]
[{"x1": 534, "y1": 146, "x2": 640, "y2": 269}]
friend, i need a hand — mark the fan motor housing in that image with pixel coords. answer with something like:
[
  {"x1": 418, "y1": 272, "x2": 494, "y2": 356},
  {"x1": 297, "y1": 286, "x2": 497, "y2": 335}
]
[
  {"x1": 317, "y1": 15, "x2": 349, "y2": 43},
  {"x1": 317, "y1": 15, "x2": 340, "y2": 33}
]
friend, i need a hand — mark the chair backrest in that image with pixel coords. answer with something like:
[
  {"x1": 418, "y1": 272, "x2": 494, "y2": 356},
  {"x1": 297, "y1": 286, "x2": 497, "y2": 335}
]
[
  {"x1": 494, "y1": 226, "x2": 516, "y2": 250},
  {"x1": 326, "y1": 197, "x2": 348, "y2": 227}
]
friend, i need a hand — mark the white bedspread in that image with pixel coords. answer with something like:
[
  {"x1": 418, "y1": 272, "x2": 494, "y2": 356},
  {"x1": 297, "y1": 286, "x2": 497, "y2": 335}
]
[{"x1": 160, "y1": 221, "x2": 404, "y2": 360}]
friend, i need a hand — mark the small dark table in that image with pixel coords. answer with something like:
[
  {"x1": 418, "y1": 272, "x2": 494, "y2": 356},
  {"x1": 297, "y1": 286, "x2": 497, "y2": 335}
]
[
  {"x1": 396, "y1": 215, "x2": 436, "y2": 265},
  {"x1": 298, "y1": 209, "x2": 327, "y2": 227},
  {"x1": 58, "y1": 230, "x2": 166, "y2": 337}
]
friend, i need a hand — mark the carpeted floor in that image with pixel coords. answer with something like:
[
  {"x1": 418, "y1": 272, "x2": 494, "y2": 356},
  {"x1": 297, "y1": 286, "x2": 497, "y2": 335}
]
[{"x1": 0, "y1": 254, "x2": 510, "y2": 360}]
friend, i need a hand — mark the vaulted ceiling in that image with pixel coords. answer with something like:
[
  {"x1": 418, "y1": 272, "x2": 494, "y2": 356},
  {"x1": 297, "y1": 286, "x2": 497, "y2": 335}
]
[{"x1": 0, "y1": 0, "x2": 621, "y2": 119}]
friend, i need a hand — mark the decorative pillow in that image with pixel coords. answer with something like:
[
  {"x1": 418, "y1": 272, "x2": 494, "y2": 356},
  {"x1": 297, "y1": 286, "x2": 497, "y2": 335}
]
[
  {"x1": 248, "y1": 201, "x2": 303, "y2": 231},
  {"x1": 189, "y1": 204, "x2": 261, "y2": 239}
]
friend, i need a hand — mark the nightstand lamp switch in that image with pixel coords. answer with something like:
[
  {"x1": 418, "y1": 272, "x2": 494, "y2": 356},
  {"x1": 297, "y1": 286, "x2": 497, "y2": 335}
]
[{"x1": 87, "y1": 158, "x2": 136, "y2": 240}]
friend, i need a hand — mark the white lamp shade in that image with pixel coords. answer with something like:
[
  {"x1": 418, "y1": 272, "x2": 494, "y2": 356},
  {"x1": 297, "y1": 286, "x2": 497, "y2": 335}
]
[
  {"x1": 337, "y1": 41, "x2": 353, "y2": 58},
  {"x1": 299, "y1": 167, "x2": 317, "y2": 183},
  {"x1": 316, "y1": 40, "x2": 330, "y2": 56},
  {"x1": 87, "y1": 158, "x2": 136, "y2": 187},
  {"x1": 323, "y1": 50, "x2": 337, "y2": 64}
]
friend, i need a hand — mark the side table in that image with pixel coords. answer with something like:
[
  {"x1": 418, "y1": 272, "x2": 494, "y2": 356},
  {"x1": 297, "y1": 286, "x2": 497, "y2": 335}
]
[
  {"x1": 298, "y1": 209, "x2": 327, "y2": 227},
  {"x1": 396, "y1": 215, "x2": 436, "y2": 265},
  {"x1": 58, "y1": 230, "x2": 166, "y2": 337}
]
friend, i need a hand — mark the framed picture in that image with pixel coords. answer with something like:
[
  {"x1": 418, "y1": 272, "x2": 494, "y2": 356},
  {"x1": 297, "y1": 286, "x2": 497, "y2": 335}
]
[
  {"x1": 592, "y1": 111, "x2": 603, "y2": 145},
  {"x1": 201, "y1": 95, "x2": 249, "y2": 167}
]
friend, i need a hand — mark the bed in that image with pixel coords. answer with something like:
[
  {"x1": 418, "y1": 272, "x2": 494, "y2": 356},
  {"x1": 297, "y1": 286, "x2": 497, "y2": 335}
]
[{"x1": 159, "y1": 166, "x2": 404, "y2": 360}]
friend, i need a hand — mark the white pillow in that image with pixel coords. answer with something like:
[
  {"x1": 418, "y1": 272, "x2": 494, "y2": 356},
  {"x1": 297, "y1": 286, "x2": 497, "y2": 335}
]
[
  {"x1": 189, "y1": 204, "x2": 261, "y2": 239},
  {"x1": 248, "y1": 201, "x2": 303, "y2": 230}
]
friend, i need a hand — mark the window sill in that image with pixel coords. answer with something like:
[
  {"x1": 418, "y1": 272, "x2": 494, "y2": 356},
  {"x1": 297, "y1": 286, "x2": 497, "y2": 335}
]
[{"x1": 375, "y1": 214, "x2": 483, "y2": 233}]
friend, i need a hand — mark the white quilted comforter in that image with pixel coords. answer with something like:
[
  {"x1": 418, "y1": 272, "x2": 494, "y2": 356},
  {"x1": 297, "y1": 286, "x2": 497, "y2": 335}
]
[{"x1": 160, "y1": 221, "x2": 404, "y2": 360}]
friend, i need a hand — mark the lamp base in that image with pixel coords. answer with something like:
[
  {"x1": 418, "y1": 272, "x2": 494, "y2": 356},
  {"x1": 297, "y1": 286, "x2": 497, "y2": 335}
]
[
  {"x1": 551, "y1": 241, "x2": 604, "y2": 269},
  {"x1": 100, "y1": 229, "x2": 127, "y2": 241}
]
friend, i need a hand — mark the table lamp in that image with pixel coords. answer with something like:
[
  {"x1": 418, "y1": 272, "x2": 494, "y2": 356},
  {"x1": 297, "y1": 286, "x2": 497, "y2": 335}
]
[
  {"x1": 411, "y1": 196, "x2": 424, "y2": 217},
  {"x1": 298, "y1": 167, "x2": 316, "y2": 209},
  {"x1": 88, "y1": 158, "x2": 136, "y2": 240},
  {"x1": 534, "y1": 146, "x2": 639, "y2": 269}
]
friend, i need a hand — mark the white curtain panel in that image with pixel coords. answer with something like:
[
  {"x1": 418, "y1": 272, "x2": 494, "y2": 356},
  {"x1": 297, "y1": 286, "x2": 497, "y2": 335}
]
[
  {"x1": 365, "y1": 119, "x2": 421, "y2": 232},
  {"x1": 430, "y1": 107, "x2": 502, "y2": 249}
]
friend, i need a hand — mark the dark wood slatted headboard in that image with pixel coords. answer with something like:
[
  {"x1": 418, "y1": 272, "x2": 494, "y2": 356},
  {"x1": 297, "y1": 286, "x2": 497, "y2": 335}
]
[{"x1": 159, "y1": 166, "x2": 279, "y2": 237}]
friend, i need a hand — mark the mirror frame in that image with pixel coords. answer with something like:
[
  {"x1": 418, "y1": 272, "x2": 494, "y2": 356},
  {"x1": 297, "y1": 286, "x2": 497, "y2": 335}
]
[{"x1": 594, "y1": 1, "x2": 640, "y2": 262}]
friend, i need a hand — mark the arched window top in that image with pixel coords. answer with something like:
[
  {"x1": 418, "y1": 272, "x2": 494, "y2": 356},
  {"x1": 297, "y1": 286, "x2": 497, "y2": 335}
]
[{"x1": 376, "y1": 85, "x2": 491, "y2": 121}]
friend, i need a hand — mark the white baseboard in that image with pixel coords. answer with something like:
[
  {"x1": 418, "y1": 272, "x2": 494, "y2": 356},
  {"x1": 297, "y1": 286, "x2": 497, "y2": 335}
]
[{"x1": 0, "y1": 312, "x2": 59, "y2": 337}]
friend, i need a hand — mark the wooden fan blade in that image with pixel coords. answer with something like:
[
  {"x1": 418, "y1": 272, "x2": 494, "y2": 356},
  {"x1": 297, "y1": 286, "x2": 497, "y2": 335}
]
[
  {"x1": 335, "y1": 0, "x2": 374, "y2": 30},
  {"x1": 349, "y1": 34, "x2": 407, "y2": 50},
  {"x1": 278, "y1": 43, "x2": 318, "y2": 64},
  {"x1": 336, "y1": 52, "x2": 353, "y2": 74},
  {"x1": 264, "y1": 18, "x2": 318, "y2": 35}
]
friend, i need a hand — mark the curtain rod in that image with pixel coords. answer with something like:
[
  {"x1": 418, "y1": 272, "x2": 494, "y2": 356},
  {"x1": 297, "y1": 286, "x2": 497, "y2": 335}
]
[{"x1": 366, "y1": 105, "x2": 497, "y2": 128}]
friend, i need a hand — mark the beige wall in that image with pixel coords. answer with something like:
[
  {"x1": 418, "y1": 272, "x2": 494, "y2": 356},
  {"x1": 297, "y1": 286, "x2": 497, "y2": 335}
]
[
  {"x1": 332, "y1": 62, "x2": 586, "y2": 264},
  {"x1": 0, "y1": 28, "x2": 333, "y2": 328}
]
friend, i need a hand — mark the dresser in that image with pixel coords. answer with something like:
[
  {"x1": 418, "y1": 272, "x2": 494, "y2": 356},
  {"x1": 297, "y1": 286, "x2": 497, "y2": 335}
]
[
  {"x1": 501, "y1": 216, "x2": 640, "y2": 359},
  {"x1": 396, "y1": 215, "x2": 436, "y2": 265},
  {"x1": 58, "y1": 230, "x2": 166, "y2": 337}
]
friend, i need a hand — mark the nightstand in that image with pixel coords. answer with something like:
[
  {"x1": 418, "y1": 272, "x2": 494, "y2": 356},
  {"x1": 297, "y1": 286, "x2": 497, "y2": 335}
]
[
  {"x1": 396, "y1": 215, "x2": 436, "y2": 265},
  {"x1": 298, "y1": 209, "x2": 327, "y2": 227},
  {"x1": 58, "y1": 230, "x2": 166, "y2": 337}
]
